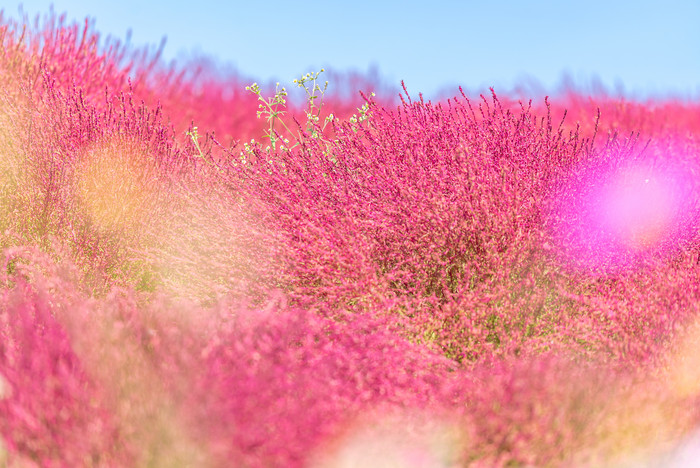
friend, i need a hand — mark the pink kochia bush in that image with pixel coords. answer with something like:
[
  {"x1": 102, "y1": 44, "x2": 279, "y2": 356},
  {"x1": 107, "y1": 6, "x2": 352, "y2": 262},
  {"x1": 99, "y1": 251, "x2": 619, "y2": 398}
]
[
  {"x1": 1, "y1": 11, "x2": 700, "y2": 468},
  {"x1": 0, "y1": 251, "x2": 125, "y2": 466}
]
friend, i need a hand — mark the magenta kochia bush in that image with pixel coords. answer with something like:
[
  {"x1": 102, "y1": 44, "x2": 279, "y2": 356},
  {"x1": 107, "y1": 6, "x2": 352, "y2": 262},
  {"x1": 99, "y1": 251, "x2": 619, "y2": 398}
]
[
  {"x1": 222, "y1": 89, "x2": 637, "y2": 361},
  {"x1": 187, "y1": 302, "x2": 457, "y2": 466},
  {"x1": 0, "y1": 250, "x2": 127, "y2": 466},
  {"x1": 0, "y1": 246, "x2": 464, "y2": 467}
]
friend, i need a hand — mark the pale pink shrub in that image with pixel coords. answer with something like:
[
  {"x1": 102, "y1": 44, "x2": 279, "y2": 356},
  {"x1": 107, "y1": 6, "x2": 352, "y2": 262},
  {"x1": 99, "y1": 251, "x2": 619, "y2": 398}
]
[{"x1": 449, "y1": 352, "x2": 700, "y2": 467}]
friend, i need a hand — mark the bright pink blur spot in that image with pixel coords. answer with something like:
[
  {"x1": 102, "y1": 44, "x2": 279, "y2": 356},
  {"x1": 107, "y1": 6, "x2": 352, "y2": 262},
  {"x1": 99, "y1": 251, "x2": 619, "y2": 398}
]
[
  {"x1": 598, "y1": 166, "x2": 675, "y2": 251},
  {"x1": 553, "y1": 153, "x2": 698, "y2": 274}
]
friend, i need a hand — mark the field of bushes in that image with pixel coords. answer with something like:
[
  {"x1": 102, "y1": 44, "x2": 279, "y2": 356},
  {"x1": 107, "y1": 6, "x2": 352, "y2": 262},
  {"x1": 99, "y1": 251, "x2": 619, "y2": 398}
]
[{"x1": 1, "y1": 12, "x2": 700, "y2": 467}]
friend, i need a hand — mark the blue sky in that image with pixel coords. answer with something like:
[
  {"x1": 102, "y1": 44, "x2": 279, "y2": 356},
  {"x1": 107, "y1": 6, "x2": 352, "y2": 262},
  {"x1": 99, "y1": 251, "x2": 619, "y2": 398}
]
[{"x1": 4, "y1": 0, "x2": 700, "y2": 100}]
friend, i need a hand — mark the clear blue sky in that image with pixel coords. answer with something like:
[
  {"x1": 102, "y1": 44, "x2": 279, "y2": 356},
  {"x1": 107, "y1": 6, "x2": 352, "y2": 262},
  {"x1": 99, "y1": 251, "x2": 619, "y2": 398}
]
[{"x1": 4, "y1": 0, "x2": 700, "y2": 99}]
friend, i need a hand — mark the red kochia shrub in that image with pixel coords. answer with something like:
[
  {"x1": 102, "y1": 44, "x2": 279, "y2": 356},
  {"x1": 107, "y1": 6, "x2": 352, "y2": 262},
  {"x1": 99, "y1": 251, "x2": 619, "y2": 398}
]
[
  {"x1": 215, "y1": 89, "x2": 586, "y2": 357},
  {"x1": 185, "y1": 302, "x2": 455, "y2": 467}
]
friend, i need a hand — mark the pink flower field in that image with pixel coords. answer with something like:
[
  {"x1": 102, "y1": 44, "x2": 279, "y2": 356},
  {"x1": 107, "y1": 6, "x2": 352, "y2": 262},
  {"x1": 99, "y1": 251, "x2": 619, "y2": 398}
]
[{"x1": 1, "y1": 11, "x2": 700, "y2": 468}]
